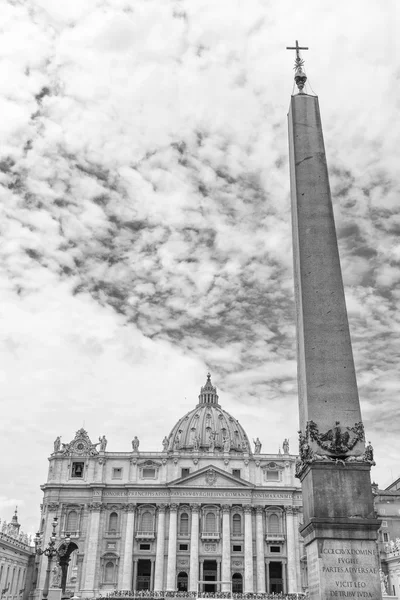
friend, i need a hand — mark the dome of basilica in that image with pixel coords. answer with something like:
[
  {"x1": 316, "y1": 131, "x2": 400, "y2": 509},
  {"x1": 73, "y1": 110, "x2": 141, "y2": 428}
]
[{"x1": 165, "y1": 374, "x2": 251, "y2": 453}]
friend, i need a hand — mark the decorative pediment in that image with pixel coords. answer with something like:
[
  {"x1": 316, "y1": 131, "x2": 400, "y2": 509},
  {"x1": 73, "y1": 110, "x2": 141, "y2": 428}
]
[
  {"x1": 137, "y1": 459, "x2": 162, "y2": 468},
  {"x1": 261, "y1": 461, "x2": 285, "y2": 471},
  {"x1": 169, "y1": 465, "x2": 253, "y2": 488},
  {"x1": 59, "y1": 429, "x2": 99, "y2": 457}
]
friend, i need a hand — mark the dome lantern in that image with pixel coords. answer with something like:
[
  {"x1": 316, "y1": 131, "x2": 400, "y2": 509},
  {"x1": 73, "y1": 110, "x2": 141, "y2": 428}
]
[{"x1": 198, "y1": 373, "x2": 219, "y2": 405}]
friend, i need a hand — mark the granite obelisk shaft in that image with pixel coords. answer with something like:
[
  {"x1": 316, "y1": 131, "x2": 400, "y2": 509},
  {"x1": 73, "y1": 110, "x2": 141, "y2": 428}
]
[{"x1": 288, "y1": 93, "x2": 381, "y2": 599}]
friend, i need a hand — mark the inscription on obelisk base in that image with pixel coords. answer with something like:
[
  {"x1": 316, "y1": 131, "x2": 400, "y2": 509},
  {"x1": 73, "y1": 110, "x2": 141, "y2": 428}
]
[{"x1": 307, "y1": 539, "x2": 381, "y2": 599}]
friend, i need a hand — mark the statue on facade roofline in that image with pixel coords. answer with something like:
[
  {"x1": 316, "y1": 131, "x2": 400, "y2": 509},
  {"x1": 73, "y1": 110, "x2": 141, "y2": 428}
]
[
  {"x1": 132, "y1": 436, "x2": 140, "y2": 451},
  {"x1": 162, "y1": 436, "x2": 169, "y2": 452},
  {"x1": 253, "y1": 438, "x2": 262, "y2": 454},
  {"x1": 99, "y1": 435, "x2": 107, "y2": 451},
  {"x1": 53, "y1": 436, "x2": 61, "y2": 453},
  {"x1": 283, "y1": 438, "x2": 290, "y2": 454}
]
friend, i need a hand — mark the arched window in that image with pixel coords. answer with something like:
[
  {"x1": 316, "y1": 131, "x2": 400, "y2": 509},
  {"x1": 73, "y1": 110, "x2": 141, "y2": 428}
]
[
  {"x1": 177, "y1": 572, "x2": 188, "y2": 591},
  {"x1": 180, "y1": 513, "x2": 189, "y2": 535},
  {"x1": 105, "y1": 561, "x2": 114, "y2": 583},
  {"x1": 232, "y1": 514, "x2": 241, "y2": 535},
  {"x1": 141, "y1": 511, "x2": 153, "y2": 532},
  {"x1": 205, "y1": 512, "x2": 216, "y2": 532},
  {"x1": 232, "y1": 573, "x2": 243, "y2": 593},
  {"x1": 109, "y1": 512, "x2": 118, "y2": 532},
  {"x1": 66, "y1": 511, "x2": 78, "y2": 532},
  {"x1": 268, "y1": 514, "x2": 280, "y2": 533}
]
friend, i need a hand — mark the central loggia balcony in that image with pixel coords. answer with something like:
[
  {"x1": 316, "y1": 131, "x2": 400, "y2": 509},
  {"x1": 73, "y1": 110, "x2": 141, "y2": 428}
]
[
  {"x1": 135, "y1": 530, "x2": 156, "y2": 540},
  {"x1": 265, "y1": 532, "x2": 286, "y2": 542},
  {"x1": 200, "y1": 531, "x2": 220, "y2": 541}
]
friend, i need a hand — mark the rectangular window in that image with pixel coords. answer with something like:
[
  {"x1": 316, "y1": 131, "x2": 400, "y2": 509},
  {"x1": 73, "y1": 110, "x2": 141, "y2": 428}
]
[
  {"x1": 270, "y1": 546, "x2": 281, "y2": 553},
  {"x1": 71, "y1": 462, "x2": 84, "y2": 478},
  {"x1": 142, "y1": 468, "x2": 156, "y2": 478},
  {"x1": 112, "y1": 468, "x2": 122, "y2": 479},
  {"x1": 383, "y1": 533, "x2": 389, "y2": 542},
  {"x1": 181, "y1": 468, "x2": 190, "y2": 478},
  {"x1": 381, "y1": 521, "x2": 388, "y2": 528},
  {"x1": 232, "y1": 469, "x2": 241, "y2": 478},
  {"x1": 232, "y1": 545, "x2": 242, "y2": 552},
  {"x1": 139, "y1": 543, "x2": 151, "y2": 551},
  {"x1": 179, "y1": 544, "x2": 189, "y2": 551},
  {"x1": 266, "y1": 470, "x2": 280, "y2": 481}
]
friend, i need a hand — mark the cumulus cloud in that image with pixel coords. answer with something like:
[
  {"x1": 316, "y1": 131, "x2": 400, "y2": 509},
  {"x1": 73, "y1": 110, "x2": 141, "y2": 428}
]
[{"x1": 0, "y1": 0, "x2": 399, "y2": 531}]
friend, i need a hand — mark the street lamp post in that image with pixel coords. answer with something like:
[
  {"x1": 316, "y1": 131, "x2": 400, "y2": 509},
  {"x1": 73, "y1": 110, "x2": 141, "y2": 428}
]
[{"x1": 34, "y1": 517, "x2": 71, "y2": 600}]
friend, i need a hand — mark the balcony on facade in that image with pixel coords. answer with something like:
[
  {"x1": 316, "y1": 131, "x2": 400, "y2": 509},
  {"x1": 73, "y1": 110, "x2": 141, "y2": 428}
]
[
  {"x1": 265, "y1": 533, "x2": 286, "y2": 542},
  {"x1": 135, "y1": 530, "x2": 156, "y2": 540},
  {"x1": 61, "y1": 530, "x2": 80, "y2": 539},
  {"x1": 201, "y1": 532, "x2": 220, "y2": 541}
]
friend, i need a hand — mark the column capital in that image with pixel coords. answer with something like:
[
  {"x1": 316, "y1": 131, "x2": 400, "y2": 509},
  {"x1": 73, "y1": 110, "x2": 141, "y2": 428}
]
[
  {"x1": 243, "y1": 505, "x2": 253, "y2": 514},
  {"x1": 284, "y1": 505, "x2": 294, "y2": 515},
  {"x1": 123, "y1": 503, "x2": 136, "y2": 513},
  {"x1": 254, "y1": 505, "x2": 264, "y2": 515},
  {"x1": 157, "y1": 504, "x2": 167, "y2": 513},
  {"x1": 47, "y1": 502, "x2": 59, "y2": 512},
  {"x1": 169, "y1": 503, "x2": 179, "y2": 512},
  {"x1": 221, "y1": 504, "x2": 231, "y2": 513},
  {"x1": 88, "y1": 502, "x2": 104, "y2": 512},
  {"x1": 190, "y1": 504, "x2": 200, "y2": 513}
]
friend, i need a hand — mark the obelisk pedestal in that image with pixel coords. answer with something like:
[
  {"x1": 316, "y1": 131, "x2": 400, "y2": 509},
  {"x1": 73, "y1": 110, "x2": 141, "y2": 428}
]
[{"x1": 288, "y1": 92, "x2": 381, "y2": 599}]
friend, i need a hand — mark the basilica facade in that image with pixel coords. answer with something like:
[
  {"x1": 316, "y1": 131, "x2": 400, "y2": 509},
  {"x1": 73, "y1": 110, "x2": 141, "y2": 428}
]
[{"x1": 35, "y1": 375, "x2": 305, "y2": 597}]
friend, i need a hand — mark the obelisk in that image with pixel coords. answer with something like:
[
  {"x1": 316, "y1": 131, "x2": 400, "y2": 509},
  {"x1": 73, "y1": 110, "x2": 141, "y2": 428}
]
[{"x1": 287, "y1": 41, "x2": 382, "y2": 599}]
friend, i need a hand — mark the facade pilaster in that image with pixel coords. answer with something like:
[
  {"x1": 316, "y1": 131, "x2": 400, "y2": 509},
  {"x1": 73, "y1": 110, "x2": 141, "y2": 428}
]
[
  {"x1": 166, "y1": 503, "x2": 178, "y2": 591},
  {"x1": 221, "y1": 505, "x2": 231, "y2": 592},
  {"x1": 285, "y1": 506, "x2": 297, "y2": 593},
  {"x1": 244, "y1": 506, "x2": 254, "y2": 592},
  {"x1": 255, "y1": 506, "x2": 265, "y2": 592},
  {"x1": 82, "y1": 502, "x2": 103, "y2": 593},
  {"x1": 189, "y1": 505, "x2": 200, "y2": 592},
  {"x1": 119, "y1": 504, "x2": 136, "y2": 589},
  {"x1": 154, "y1": 504, "x2": 167, "y2": 591}
]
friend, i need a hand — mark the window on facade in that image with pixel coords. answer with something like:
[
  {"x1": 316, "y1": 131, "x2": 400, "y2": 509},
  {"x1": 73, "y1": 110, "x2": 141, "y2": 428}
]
[
  {"x1": 382, "y1": 521, "x2": 388, "y2": 528},
  {"x1": 232, "y1": 514, "x2": 241, "y2": 535},
  {"x1": 268, "y1": 514, "x2": 280, "y2": 533},
  {"x1": 105, "y1": 562, "x2": 114, "y2": 583},
  {"x1": 139, "y1": 543, "x2": 151, "y2": 550},
  {"x1": 66, "y1": 510, "x2": 78, "y2": 532},
  {"x1": 205, "y1": 512, "x2": 216, "y2": 532},
  {"x1": 270, "y1": 546, "x2": 281, "y2": 553},
  {"x1": 109, "y1": 512, "x2": 118, "y2": 532},
  {"x1": 181, "y1": 468, "x2": 190, "y2": 478},
  {"x1": 383, "y1": 533, "x2": 389, "y2": 542},
  {"x1": 180, "y1": 513, "x2": 189, "y2": 535},
  {"x1": 71, "y1": 462, "x2": 84, "y2": 478},
  {"x1": 179, "y1": 544, "x2": 189, "y2": 551},
  {"x1": 232, "y1": 545, "x2": 242, "y2": 552},
  {"x1": 141, "y1": 511, "x2": 153, "y2": 532},
  {"x1": 142, "y1": 468, "x2": 156, "y2": 478},
  {"x1": 112, "y1": 468, "x2": 122, "y2": 479},
  {"x1": 232, "y1": 469, "x2": 241, "y2": 478},
  {"x1": 266, "y1": 470, "x2": 280, "y2": 481}
]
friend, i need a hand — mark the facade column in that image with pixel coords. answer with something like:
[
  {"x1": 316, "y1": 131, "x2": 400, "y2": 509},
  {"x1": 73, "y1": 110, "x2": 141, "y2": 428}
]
[
  {"x1": 221, "y1": 505, "x2": 231, "y2": 592},
  {"x1": 293, "y1": 507, "x2": 301, "y2": 590},
  {"x1": 82, "y1": 502, "x2": 103, "y2": 594},
  {"x1": 120, "y1": 504, "x2": 136, "y2": 590},
  {"x1": 150, "y1": 559, "x2": 155, "y2": 591},
  {"x1": 166, "y1": 503, "x2": 178, "y2": 591},
  {"x1": 285, "y1": 507, "x2": 297, "y2": 593},
  {"x1": 244, "y1": 506, "x2": 254, "y2": 593},
  {"x1": 199, "y1": 560, "x2": 204, "y2": 593},
  {"x1": 255, "y1": 506, "x2": 266, "y2": 592},
  {"x1": 132, "y1": 560, "x2": 138, "y2": 591},
  {"x1": 154, "y1": 504, "x2": 167, "y2": 591},
  {"x1": 189, "y1": 505, "x2": 200, "y2": 592}
]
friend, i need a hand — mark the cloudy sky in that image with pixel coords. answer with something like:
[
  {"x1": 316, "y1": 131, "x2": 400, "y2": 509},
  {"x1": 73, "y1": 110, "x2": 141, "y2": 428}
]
[{"x1": 0, "y1": 0, "x2": 399, "y2": 534}]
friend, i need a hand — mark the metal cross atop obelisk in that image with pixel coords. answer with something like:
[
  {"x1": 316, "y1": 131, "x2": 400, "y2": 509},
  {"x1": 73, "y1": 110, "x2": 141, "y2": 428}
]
[{"x1": 286, "y1": 40, "x2": 309, "y2": 93}]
